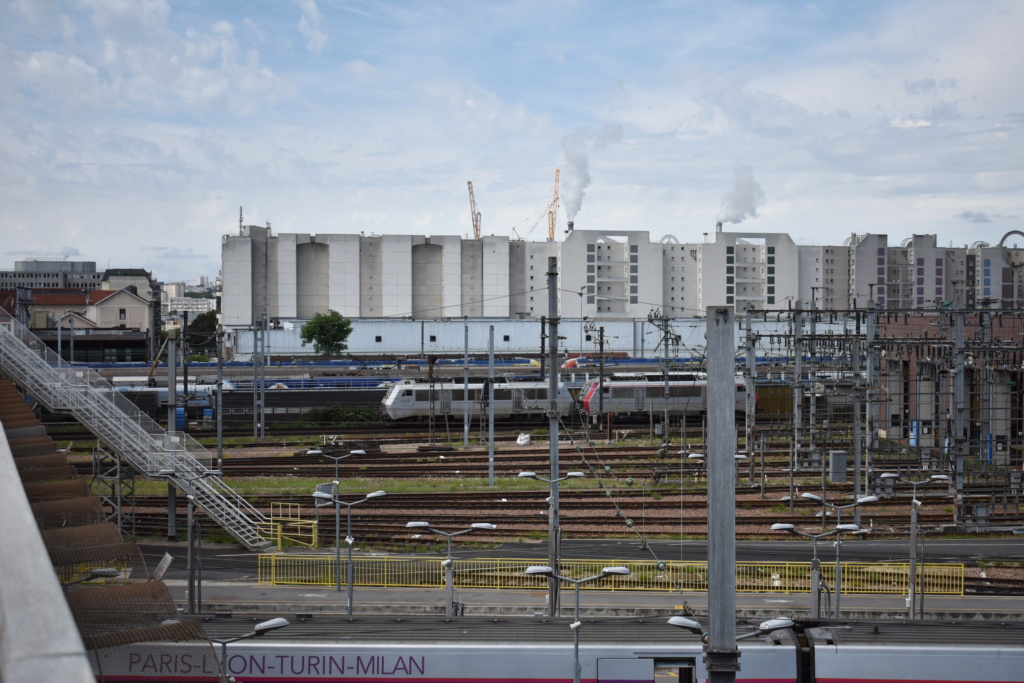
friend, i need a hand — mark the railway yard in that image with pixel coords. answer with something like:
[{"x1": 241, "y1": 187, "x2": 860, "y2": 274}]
[{"x1": 57, "y1": 415, "x2": 1024, "y2": 596}]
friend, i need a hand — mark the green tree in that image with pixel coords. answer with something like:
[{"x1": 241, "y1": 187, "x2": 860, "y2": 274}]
[
  {"x1": 185, "y1": 310, "x2": 219, "y2": 353},
  {"x1": 300, "y1": 310, "x2": 353, "y2": 356}
]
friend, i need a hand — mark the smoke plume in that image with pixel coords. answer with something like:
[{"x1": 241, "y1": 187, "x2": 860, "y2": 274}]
[
  {"x1": 717, "y1": 165, "x2": 765, "y2": 224},
  {"x1": 561, "y1": 122, "x2": 623, "y2": 221}
]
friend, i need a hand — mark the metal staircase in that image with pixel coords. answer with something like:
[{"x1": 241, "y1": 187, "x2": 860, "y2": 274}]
[{"x1": 0, "y1": 311, "x2": 272, "y2": 550}]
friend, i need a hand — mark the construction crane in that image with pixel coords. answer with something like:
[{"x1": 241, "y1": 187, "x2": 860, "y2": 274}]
[
  {"x1": 547, "y1": 169, "x2": 560, "y2": 241},
  {"x1": 467, "y1": 181, "x2": 482, "y2": 240}
]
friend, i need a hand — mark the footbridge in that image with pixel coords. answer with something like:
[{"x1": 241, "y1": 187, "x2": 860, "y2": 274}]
[{"x1": 0, "y1": 311, "x2": 272, "y2": 551}]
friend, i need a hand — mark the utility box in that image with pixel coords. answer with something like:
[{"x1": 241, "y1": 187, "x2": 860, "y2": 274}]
[{"x1": 828, "y1": 450, "x2": 847, "y2": 483}]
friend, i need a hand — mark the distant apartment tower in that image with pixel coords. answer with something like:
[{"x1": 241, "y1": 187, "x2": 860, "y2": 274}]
[{"x1": 0, "y1": 260, "x2": 104, "y2": 290}]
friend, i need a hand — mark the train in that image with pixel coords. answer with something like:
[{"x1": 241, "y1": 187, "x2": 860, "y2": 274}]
[
  {"x1": 580, "y1": 372, "x2": 750, "y2": 418},
  {"x1": 381, "y1": 378, "x2": 575, "y2": 421},
  {"x1": 91, "y1": 618, "x2": 1024, "y2": 683}
]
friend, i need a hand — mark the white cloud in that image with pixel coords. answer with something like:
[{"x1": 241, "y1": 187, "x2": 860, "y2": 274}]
[
  {"x1": 0, "y1": 0, "x2": 1021, "y2": 282},
  {"x1": 296, "y1": 0, "x2": 327, "y2": 54}
]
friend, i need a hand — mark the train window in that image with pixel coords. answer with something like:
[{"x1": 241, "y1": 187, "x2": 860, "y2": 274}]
[
  {"x1": 401, "y1": 390, "x2": 412, "y2": 397},
  {"x1": 655, "y1": 662, "x2": 695, "y2": 683}
]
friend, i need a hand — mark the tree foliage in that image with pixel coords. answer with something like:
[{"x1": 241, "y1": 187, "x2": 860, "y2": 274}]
[
  {"x1": 300, "y1": 310, "x2": 353, "y2": 356},
  {"x1": 185, "y1": 310, "x2": 219, "y2": 352}
]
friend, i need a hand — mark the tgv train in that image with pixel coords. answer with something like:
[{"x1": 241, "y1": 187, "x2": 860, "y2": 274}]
[
  {"x1": 580, "y1": 372, "x2": 750, "y2": 417},
  {"x1": 95, "y1": 620, "x2": 1024, "y2": 683},
  {"x1": 381, "y1": 378, "x2": 575, "y2": 420}
]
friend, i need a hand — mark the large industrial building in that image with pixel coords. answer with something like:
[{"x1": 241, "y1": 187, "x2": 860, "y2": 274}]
[{"x1": 222, "y1": 225, "x2": 1024, "y2": 332}]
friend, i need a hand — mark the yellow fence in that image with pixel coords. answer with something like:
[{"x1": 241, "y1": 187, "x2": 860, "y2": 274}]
[
  {"x1": 256, "y1": 503, "x2": 320, "y2": 551},
  {"x1": 257, "y1": 556, "x2": 963, "y2": 596}
]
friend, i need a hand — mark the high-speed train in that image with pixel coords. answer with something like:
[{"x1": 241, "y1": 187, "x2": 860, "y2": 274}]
[
  {"x1": 382, "y1": 378, "x2": 575, "y2": 420},
  {"x1": 580, "y1": 372, "x2": 750, "y2": 417},
  {"x1": 92, "y1": 618, "x2": 1024, "y2": 683}
]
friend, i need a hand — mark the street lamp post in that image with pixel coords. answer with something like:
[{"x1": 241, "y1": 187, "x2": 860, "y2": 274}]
[
  {"x1": 405, "y1": 521, "x2": 497, "y2": 617},
  {"x1": 312, "y1": 487, "x2": 386, "y2": 615},
  {"x1": 210, "y1": 618, "x2": 288, "y2": 682},
  {"x1": 668, "y1": 616, "x2": 796, "y2": 642},
  {"x1": 879, "y1": 473, "x2": 950, "y2": 618},
  {"x1": 61, "y1": 567, "x2": 121, "y2": 591},
  {"x1": 309, "y1": 448, "x2": 366, "y2": 482},
  {"x1": 158, "y1": 468, "x2": 222, "y2": 614},
  {"x1": 770, "y1": 523, "x2": 847, "y2": 619},
  {"x1": 526, "y1": 565, "x2": 631, "y2": 683},
  {"x1": 518, "y1": 470, "x2": 585, "y2": 617},
  {"x1": 799, "y1": 493, "x2": 877, "y2": 618}
]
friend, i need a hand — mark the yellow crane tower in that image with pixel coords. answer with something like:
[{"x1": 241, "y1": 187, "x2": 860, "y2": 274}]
[
  {"x1": 547, "y1": 169, "x2": 560, "y2": 241},
  {"x1": 467, "y1": 181, "x2": 482, "y2": 239}
]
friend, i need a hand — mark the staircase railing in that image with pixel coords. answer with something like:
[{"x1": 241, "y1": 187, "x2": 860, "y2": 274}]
[{"x1": 0, "y1": 312, "x2": 271, "y2": 550}]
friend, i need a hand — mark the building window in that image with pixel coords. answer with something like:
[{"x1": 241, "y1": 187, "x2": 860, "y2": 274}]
[
  {"x1": 630, "y1": 275, "x2": 638, "y2": 284},
  {"x1": 630, "y1": 255, "x2": 638, "y2": 264},
  {"x1": 726, "y1": 295, "x2": 734, "y2": 304},
  {"x1": 375, "y1": 336, "x2": 382, "y2": 343},
  {"x1": 630, "y1": 265, "x2": 638, "y2": 273},
  {"x1": 726, "y1": 246, "x2": 734, "y2": 254},
  {"x1": 630, "y1": 296, "x2": 638, "y2": 304},
  {"x1": 726, "y1": 256, "x2": 734, "y2": 264},
  {"x1": 119, "y1": 308, "x2": 126, "y2": 320},
  {"x1": 588, "y1": 244, "x2": 595, "y2": 252},
  {"x1": 630, "y1": 244, "x2": 638, "y2": 253},
  {"x1": 767, "y1": 256, "x2": 775, "y2": 265},
  {"x1": 767, "y1": 246, "x2": 775, "y2": 254},
  {"x1": 726, "y1": 266, "x2": 734, "y2": 274},
  {"x1": 429, "y1": 335, "x2": 436, "y2": 342},
  {"x1": 503, "y1": 335, "x2": 510, "y2": 342},
  {"x1": 587, "y1": 255, "x2": 595, "y2": 263}
]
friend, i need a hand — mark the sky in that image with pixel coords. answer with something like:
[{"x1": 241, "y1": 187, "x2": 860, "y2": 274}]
[{"x1": 2, "y1": 1, "x2": 1023, "y2": 283}]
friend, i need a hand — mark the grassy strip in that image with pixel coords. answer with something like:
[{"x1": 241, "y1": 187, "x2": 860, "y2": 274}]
[{"x1": 112, "y1": 474, "x2": 597, "y2": 497}]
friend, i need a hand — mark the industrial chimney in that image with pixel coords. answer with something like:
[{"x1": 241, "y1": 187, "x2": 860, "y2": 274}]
[
  {"x1": 567, "y1": 221, "x2": 574, "y2": 232},
  {"x1": 716, "y1": 221, "x2": 723, "y2": 233}
]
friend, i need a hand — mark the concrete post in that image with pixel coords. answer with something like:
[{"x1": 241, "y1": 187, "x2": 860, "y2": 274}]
[
  {"x1": 705, "y1": 306, "x2": 739, "y2": 681},
  {"x1": 546, "y1": 257, "x2": 561, "y2": 617}
]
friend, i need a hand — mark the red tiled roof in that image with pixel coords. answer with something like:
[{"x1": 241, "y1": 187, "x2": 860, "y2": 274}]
[
  {"x1": 86, "y1": 290, "x2": 120, "y2": 304},
  {"x1": 31, "y1": 293, "x2": 88, "y2": 306}
]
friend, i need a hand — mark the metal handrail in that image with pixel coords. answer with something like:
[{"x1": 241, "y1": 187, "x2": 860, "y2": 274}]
[{"x1": 0, "y1": 312, "x2": 270, "y2": 549}]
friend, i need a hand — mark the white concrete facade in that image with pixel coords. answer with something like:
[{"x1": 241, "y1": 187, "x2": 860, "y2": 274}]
[{"x1": 220, "y1": 226, "x2": 1024, "y2": 331}]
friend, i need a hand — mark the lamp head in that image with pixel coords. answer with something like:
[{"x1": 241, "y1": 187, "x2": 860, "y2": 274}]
[
  {"x1": 800, "y1": 493, "x2": 823, "y2": 502},
  {"x1": 406, "y1": 521, "x2": 430, "y2": 529},
  {"x1": 470, "y1": 523, "x2": 496, "y2": 530},
  {"x1": 911, "y1": 499, "x2": 922, "y2": 509},
  {"x1": 770, "y1": 523, "x2": 795, "y2": 532},
  {"x1": 253, "y1": 618, "x2": 289, "y2": 635},
  {"x1": 667, "y1": 616, "x2": 704, "y2": 635},
  {"x1": 758, "y1": 618, "x2": 795, "y2": 633},
  {"x1": 855, "y1": 495, "x2": 879, "y2": 505},
  {"x1": 365, "y1": 490, "x2": 387, "y2": 499},
  {"x1": 565, "y1": 471, "x2": 585, "y2": 478},
  {"x1": 930, "y1": 474, "x2": 950, "y2": 482},
  {"x1": 312, "y1": 491, "x2": 333, "y2": 501},
  {"x1": 879, "y1": 472, "x2": 898, "y2": 480},
  {"x1": 601, "y1": 566, "x2": 631, "y2": 577},
  {"x1": 306, "y1": 449, "x2": 323, "y2": 455},
  {"x1": 350, "y1": 449, "x2": 366, "y2": 456},
  {"x1": 518, "y1": 471, "x2": 538, "y2": 479},
  {"x1": 835, "y1": 524, "x2": 861, "y2": 532},
  {"x1": 524, "y1": 565, "x2": 555, "y2": 578}
]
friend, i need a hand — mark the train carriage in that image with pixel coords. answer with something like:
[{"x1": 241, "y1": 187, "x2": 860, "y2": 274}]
[
  {"x1": 382, "y1": 378, "x2": 575, "y2": 421},
  {"x1": 581, "y1": 373, "x2": 748, "y2": 418}
]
